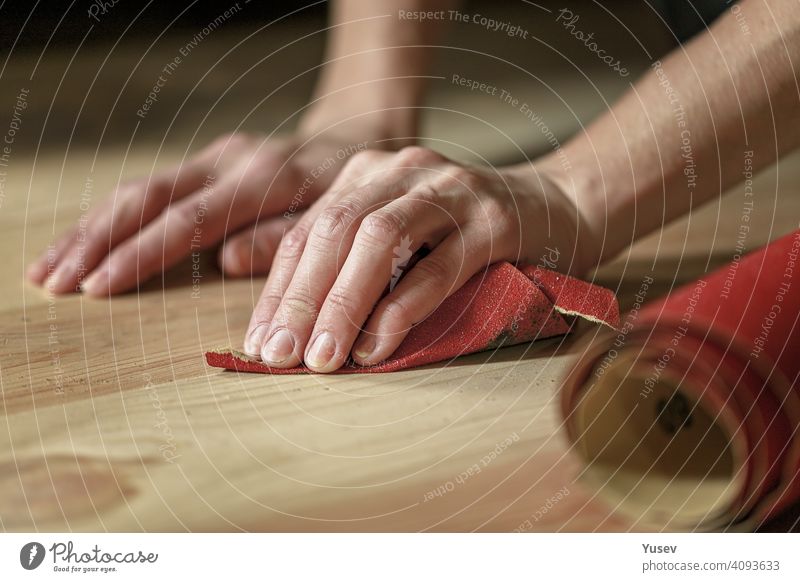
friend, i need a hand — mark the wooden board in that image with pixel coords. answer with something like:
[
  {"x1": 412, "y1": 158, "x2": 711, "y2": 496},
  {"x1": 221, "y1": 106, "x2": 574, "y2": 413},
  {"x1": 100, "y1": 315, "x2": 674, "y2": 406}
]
[
  {"x1": 2, "y1": 5, "x2": 800, "y2": 529},
  {"x1": 2, "y1": 145, "x2": 799, "y2": 531}
]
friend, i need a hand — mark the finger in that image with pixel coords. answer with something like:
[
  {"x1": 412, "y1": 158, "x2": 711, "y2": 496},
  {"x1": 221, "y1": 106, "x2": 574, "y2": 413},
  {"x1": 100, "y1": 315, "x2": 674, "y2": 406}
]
[
  {"x1": 352, "y1": 226, "x2": 492, "y2": 366},
  {"x1": 244, "y1": 150, "x2": 391, "y2": 359},
  {"x1": 27, "y1": 226, "x2": 78, "y2": 285},
  {"x1": 80, "y1": 174, "x2": 247, "y2": 296},
  {"x1": 218, "y1": 212, "x2": 303, "y2": 277},
  {"x1": 242, "y1": 208, "x2": 326, "y2": 356},
  {"x1": 44, "y1": 162, "x2": 209, "y2": 294},
  {"x1": 247, "y1": 153, "x2": 392, "y2": 364},
  {"x1": 257, "y1": 195, "x2": 372, "y2": 367},
  {"x1": 304, "y1": 194, "x2": 458, "y2": 372}
]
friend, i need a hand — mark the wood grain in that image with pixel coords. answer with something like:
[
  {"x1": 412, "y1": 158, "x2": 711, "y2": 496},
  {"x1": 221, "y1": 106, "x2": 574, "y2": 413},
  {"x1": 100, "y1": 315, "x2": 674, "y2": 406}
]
[
  {"x1": 3, "y1": 145, "x2": 799, "y2": 531},
  {"x1": 2, "y1": 9, "x2": 800, "y2": 530}
]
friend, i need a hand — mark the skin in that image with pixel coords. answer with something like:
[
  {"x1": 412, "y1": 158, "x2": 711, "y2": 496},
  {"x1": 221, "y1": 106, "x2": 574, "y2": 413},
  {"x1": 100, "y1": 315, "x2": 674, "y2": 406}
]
[
  {"x1": 28, "y1": 134, "x2": 368, "y2": 294},
  {"x1": 27, "y1": 0, "x2": 455, "y2": 294},
  {"x1": 29, "y1": 0, "x2": 800, "y2": 373},
  {"x1": 244, "y1": 148, "x2": 580, "y2": 370}
]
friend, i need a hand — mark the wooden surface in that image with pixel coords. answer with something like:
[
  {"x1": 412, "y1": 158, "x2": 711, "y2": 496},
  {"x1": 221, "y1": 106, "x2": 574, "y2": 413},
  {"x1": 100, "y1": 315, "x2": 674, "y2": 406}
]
[
  {"x1": 2, "y1": 144, "x2": 799, "y2": 532},
  {"x1": 1, "y1": 144, "x2": 627, "y2": 531},
  {"x1": 2, "y1": 4, "x2": 800, "y2": 532}
]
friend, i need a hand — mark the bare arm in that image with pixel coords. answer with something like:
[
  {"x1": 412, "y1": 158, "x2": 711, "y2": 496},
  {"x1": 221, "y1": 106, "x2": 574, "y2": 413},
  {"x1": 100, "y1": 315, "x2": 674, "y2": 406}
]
[
  {"x1": 301, "y1": 0, "x2": 460, "y2": 144},
  {"x1": 533, "y1": 0, "x2": 800, "y2": 270},
  {"x1": 29, "y1": 0, "x2": 458, "y2": 295},
  {"x1": 244, "y1": 0, "x2": 800, "y2": 372}
]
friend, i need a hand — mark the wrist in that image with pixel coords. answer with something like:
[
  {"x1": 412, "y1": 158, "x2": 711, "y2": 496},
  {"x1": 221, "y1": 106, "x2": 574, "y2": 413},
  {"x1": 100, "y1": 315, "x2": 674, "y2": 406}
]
[
  {"x1": 299, "y1": 73, "x2": 421, "y2": 150},
  {"x1": 503, "y1": 157, "x2": 606, "y2": 276},
  {"x1": 299, "y1": 99, "x2": 418, "y2": 150}
]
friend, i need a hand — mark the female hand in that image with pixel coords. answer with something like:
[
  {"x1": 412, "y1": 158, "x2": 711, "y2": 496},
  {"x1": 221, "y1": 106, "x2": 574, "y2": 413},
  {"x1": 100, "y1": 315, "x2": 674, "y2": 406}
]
[
  {"x1": 26, "y1": 132, "x2": 368, "y2": 295},
  {"x1": 244, "y1": 145, "x2": 597, "y2": 372}
]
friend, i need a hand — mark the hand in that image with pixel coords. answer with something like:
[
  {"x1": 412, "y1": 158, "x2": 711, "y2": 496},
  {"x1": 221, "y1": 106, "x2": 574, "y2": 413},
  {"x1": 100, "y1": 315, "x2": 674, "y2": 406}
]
[
  {"x1": 26, "y1": 132, "x2": 367, "y2": 295},
  {"x1": 244, "y1": 145, "x2": 596, "y2": 373}
]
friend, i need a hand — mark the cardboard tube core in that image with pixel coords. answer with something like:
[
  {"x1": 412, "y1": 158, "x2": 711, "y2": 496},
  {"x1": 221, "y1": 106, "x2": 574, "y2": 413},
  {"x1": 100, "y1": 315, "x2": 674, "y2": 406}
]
[{"x1": 573, "y1": 354, "x2": 737, "y2": 528}]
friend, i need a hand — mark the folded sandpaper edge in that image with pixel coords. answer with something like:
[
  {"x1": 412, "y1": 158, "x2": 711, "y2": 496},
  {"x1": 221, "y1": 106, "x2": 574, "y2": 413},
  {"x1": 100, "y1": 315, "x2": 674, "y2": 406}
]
[
  {"x1": 206, "y1": 262, "x2": 619, "y2": 374},
  {"x1": 522, "y1": 266, "x2": 620, "y2": 330}
]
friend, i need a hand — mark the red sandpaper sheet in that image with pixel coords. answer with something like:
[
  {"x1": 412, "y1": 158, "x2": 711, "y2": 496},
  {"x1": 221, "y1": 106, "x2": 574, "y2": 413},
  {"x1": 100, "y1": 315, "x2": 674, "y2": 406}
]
[
  {"x1": 206, "y1": 261, "x2": 620, "y2": 374},
  {"x1": 562, "y1": 229, "x2": 800, "y2": 529}
]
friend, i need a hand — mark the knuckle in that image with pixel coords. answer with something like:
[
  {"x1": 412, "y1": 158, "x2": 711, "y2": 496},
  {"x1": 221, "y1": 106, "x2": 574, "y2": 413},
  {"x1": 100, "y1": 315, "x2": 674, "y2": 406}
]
[
  {"x1": 348, "y1": 149, "x2": 380, "y2": 167},
  {"x1": 465, "y1": 187, "x2": 502, "y2": 217},
  {"x1": 257, "y1": 292, "x2": 285, "y2": 309},
  {"x1": 324, "y1": 288, "x2": 361, "y2": 315},
  {"x1": 396, "y1": 146, "x2": 441, "y2": 166},
  {"x1": 413, "y1": 254, "x2": 453, "y2": 285},
  {"x1": 381, "y1": 298, "x2": 416, "y2": 327},
  {"x1": 441, "y1": 166, "x2": 482, "y2": 191},
  {"x1": 339, "y1": 150, "x2": 378, "y2": 176},
  {"x1": 405, "y1": 185, "x2": 442, "y2": 212},
  {"x1": 359, "y1": 212, "x2": 402, "y2": 246},
  {"x1": 312, "y1": 200, "x2": 362, "y2": 242},
  {"x1": 483, "y1": 198, "x2": 516, "y2": 227},
  {"x1": 280, "y1": 290, "x2": 320, "y2": 318},
  {"x1": 279, "y1": 227, "x2": 308, "y2": 259}
]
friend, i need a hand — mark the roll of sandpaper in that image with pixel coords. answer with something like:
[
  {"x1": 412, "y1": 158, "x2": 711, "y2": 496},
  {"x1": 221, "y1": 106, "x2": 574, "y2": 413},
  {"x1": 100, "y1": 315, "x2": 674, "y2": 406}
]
[
  {"x1": 562, "y1": 229, "x2": 800, "y2": 530},
  {"x1": 206, "y1": 261, "x2": 620, "y2": 374}
]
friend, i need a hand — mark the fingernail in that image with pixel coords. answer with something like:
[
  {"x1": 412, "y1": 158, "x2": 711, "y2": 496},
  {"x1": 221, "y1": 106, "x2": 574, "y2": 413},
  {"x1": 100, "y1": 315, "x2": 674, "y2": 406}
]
[
  {"x1": 244, "y1": 325, "x2": 268, "y2": 356},
  {"x1": 80, "y1": 267, "x2": 107, "y2": 296},
  {"x1": 262, "y1": 329, "x2": 295, "y2": 365},
  {"x1": 353, "y1": 335, "x2": 376, "y2": 361},
  {"x1": 306, "y1": 332, "x2": 336, "y2": 369}
]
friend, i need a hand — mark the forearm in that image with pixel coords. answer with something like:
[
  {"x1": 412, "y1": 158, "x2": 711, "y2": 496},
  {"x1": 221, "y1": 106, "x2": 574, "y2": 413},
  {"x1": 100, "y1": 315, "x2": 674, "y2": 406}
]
[
  {"x1": 300, "y1": 0, "x2": 459, "y2": 145},
  {"x1": 536, "y1": 0, "x2": 800, "y2": 267}
]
